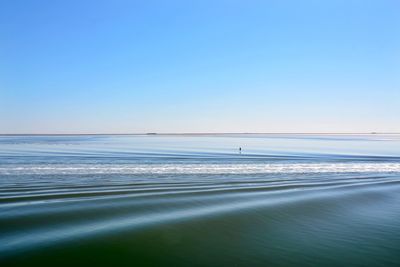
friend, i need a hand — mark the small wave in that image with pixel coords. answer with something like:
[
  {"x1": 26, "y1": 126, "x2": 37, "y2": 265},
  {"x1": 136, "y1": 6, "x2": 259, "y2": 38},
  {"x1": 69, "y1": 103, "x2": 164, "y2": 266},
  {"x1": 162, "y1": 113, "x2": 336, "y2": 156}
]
[{"x1": 2, "y1": 163, "x2": 400, "y2": 175}]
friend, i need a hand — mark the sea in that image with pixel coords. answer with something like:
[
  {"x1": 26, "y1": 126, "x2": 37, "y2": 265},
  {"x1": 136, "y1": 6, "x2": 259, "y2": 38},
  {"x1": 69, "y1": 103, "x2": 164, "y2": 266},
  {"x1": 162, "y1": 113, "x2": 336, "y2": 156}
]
[{"x1": 1, "y1": 134, "x2": 400, "y2": 266}]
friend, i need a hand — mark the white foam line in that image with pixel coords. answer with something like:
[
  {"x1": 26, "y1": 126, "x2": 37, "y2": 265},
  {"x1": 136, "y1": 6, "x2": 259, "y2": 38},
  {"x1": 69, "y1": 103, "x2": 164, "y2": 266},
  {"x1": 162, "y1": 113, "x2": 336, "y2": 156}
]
[{"x1": 1, "y1": 163, "x2": 400, "y2": 175}]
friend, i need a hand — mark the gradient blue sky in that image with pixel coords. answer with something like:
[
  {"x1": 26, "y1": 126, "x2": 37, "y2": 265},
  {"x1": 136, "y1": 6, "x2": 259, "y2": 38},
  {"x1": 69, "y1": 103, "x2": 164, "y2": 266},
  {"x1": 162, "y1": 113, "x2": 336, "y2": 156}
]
[{"x1": 1, "y1": 0, "x2": 399, "y2": 134}]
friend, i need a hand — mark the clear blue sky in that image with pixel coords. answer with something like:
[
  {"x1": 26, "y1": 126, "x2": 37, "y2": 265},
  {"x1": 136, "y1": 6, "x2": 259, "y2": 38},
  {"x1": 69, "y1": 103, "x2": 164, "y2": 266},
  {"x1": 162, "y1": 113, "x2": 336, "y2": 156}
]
[{"x1": 1, "y1": 0, "x2": 399, "y2": 134}]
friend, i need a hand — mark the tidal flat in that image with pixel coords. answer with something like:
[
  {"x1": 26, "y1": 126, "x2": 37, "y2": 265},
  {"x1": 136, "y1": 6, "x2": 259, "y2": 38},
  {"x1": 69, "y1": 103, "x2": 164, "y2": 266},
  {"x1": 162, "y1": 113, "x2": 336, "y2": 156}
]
[{"x1": 1, "y1": 134, "x2": 400, "y2": 266}]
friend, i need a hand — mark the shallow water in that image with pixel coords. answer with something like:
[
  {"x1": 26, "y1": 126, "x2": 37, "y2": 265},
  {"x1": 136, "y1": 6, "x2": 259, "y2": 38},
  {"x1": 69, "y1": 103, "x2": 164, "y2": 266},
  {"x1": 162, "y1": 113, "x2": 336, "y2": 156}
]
[{"x1": 1, "y1": 134, "x2": 400, "y2": 266}]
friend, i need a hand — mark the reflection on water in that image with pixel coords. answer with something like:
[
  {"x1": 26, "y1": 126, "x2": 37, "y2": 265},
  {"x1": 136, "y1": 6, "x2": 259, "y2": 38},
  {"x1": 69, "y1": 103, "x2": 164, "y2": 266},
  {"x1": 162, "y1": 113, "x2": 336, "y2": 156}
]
[{"x1": 1, "y1": 134, "x2": 400, "y2": 266}]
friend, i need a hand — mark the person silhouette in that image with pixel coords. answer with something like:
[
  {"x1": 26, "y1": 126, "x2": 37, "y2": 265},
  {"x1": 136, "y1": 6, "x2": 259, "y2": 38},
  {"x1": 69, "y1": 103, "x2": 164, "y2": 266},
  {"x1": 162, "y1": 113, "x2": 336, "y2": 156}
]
[{"x1": 239, "y1": 147, "x2": 242, "y2": 154}]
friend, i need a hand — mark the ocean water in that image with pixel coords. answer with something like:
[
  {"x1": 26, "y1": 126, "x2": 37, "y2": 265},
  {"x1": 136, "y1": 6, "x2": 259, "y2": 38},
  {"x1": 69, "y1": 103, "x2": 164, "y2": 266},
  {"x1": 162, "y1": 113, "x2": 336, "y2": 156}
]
[{"x1": 1, "y1": 134, "x2": 400, "y2": 266}]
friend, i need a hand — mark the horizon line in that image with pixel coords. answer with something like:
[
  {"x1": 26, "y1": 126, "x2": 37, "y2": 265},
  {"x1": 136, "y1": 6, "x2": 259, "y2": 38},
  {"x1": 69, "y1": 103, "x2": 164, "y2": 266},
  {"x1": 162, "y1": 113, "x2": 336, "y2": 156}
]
[{"x1": 1, "y1": 132, "x2": 400, "y2": 136}]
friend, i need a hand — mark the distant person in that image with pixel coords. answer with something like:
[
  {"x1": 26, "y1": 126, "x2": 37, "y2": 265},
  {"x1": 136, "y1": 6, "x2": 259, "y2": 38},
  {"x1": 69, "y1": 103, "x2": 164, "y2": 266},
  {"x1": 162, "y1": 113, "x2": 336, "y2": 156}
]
[{"x1": 239, "y1": 147, "x2": 242, "y2": 154}]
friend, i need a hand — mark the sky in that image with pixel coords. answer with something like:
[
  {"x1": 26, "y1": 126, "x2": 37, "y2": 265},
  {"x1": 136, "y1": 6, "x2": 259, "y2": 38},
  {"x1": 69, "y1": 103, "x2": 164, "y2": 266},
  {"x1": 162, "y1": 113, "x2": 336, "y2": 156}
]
[{"x1": 0, "y1": 0, "x2": 399, "y2": 134}]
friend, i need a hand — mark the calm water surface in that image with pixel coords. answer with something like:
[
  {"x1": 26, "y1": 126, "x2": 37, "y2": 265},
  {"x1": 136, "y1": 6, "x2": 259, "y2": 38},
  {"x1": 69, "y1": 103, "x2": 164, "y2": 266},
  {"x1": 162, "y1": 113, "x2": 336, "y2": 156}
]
[{"x1": 1, "y1": 134, "x2": 400, "y2": 266}]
